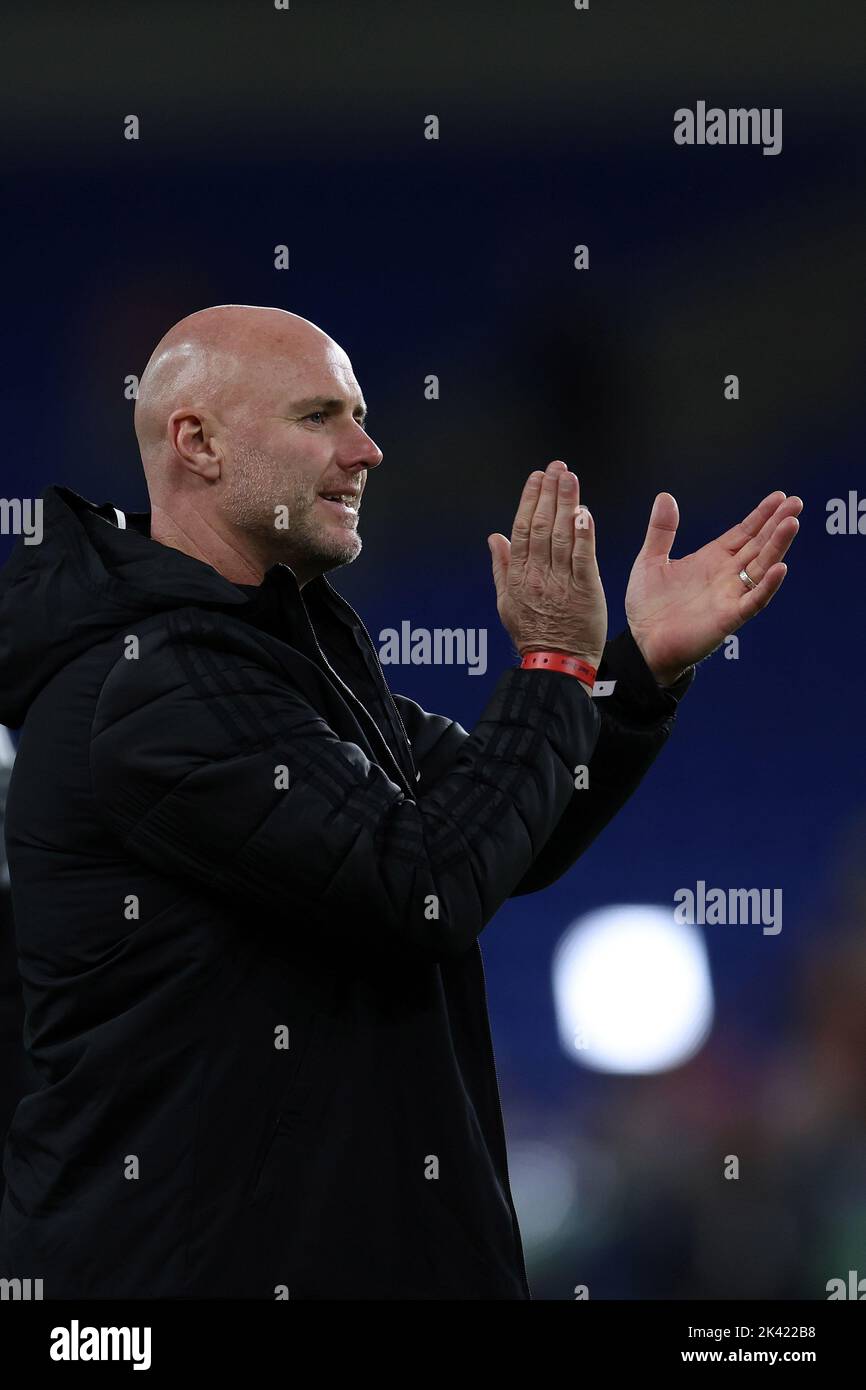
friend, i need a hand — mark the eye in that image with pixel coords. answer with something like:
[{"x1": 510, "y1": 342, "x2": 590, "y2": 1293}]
[{"x1": 305, "y1": 410, "x2": 328, "y2": 425}]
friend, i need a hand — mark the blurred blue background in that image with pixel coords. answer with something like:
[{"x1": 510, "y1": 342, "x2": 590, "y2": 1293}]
[{"x1": 2, "y1": 0, "x2": 865, "y2": 1298}]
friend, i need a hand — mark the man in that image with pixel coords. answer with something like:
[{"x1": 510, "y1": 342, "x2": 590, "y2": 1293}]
[
  {"x1": 0, "y1": 727, "x2": 37, "y2": 1212},
  {"x1": 0, "y1": 305, "x2": 800, "y2": 1299}
]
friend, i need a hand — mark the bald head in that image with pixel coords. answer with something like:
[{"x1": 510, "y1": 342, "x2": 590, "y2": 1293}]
[
  {"x1": 135, "y1": 303, "x2": 383, "y2": 587},
  {"x1": 134, "y1": 305, "x2": 336, "y2": 482}
]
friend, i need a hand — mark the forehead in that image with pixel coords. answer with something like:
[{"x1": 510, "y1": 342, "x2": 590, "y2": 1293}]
[{"x1": 263, "y1": 337, "x2": 362, "y2": 407}]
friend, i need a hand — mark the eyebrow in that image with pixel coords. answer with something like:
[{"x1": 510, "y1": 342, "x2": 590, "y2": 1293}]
[{"x1": 290, "y1": 396, "x2": 368, "y2": 420}]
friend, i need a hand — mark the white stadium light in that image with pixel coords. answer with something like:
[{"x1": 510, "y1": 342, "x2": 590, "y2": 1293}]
[{"x1": 552, "y1": 904, "x2": 714, "y2": 1074}]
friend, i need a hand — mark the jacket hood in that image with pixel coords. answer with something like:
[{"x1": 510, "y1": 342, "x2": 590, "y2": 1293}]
[{"x1": 0, "y1": 485, "x2": 318, "y2": 729}]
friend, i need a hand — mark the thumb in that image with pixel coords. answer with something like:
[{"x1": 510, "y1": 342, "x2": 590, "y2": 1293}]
[
  {"x1": 640, "y1": 491, "x2": 679, "y2": 561},
  {"x1": 487, "y1": 533, "x2": 510, "y2": 597}
]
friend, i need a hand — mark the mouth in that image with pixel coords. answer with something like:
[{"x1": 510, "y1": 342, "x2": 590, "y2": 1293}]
[{"x1": 318, "y1": 491, "x2": 360, "y2": 518}]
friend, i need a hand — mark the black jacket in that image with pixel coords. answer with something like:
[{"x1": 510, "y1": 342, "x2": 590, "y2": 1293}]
[{"x1": 0, "y1": 485, "x2": 693, "y2": 1299}]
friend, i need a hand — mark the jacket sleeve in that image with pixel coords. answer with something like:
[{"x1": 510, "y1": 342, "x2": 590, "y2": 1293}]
[
  {"x1": 89, "y1": 610, "x2": 603, "y2": 964},
  {"x1": 394, "y1": 627, "x2": 695, "y2": 897}
]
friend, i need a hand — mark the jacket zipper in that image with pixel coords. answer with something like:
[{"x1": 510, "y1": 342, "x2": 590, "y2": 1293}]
[{"x1": 279, "y1": 579, "x2": 418, "y2": 799}]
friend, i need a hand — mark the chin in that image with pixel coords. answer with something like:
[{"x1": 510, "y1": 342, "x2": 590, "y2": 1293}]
[{"x1": 318, "y1": 536, "x2": 362, "y2": 573}]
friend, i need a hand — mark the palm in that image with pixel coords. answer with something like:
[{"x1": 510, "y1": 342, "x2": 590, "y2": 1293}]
[{"x1": 625, "y1": 490, "x2": 802, "y2": 685}]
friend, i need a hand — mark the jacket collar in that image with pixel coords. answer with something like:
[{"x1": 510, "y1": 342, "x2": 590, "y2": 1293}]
[{"x1": 104, "y1": 496, "x2": 418, "y2": 797}]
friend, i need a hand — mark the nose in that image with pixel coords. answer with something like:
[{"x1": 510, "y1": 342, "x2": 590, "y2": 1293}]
[{"x1": 340, "y1": 424, "x2": 383, "y2": 474}]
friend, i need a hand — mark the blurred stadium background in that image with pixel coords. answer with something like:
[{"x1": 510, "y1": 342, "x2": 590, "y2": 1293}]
[{"x1": 2, "y1": 0, "x2": 865, "y2": 1298}]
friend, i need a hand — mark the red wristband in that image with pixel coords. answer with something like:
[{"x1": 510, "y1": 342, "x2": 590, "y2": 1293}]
[{"x1": 519, "y1": 650, "x2": 597, "y2": 686}]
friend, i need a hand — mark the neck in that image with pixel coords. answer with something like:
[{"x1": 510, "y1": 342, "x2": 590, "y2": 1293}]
[{"x1": 149, "y1": 502, "x2": 311, "y2": 588}]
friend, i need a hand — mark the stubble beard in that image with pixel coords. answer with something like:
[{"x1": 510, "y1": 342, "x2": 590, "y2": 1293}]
[{"x1": 221, "y1": 439, "x2": 362, "y2": 579}]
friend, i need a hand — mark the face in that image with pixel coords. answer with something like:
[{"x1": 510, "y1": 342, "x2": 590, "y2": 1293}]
[{"x1": 219, "y1": 339, "x2": 383, "y2": 585}]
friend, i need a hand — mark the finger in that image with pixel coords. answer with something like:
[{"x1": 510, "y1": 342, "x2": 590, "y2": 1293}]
[
  {"x1": 488, "y1": 533, "x2": 511, "y2": 599},
  {"x1": 737, "y1": 515, "x2": 800, "y2": 586},
  {"x1": 735, "y1": 498, "x2": 803, "y2": 570},
  {"x1": 571, "y1": 504, "x2": 597, "y2": 584},
  {"x1": 639, "y1": 492, "x2": 679, "y2": 561},
  {"x1": 551, "y1": 469, "x2": 580, "y2": 577},
  {"x1": 509, "y1": 471, "x2": 545, "y2": 568},
  {"x1": 738, "y1": 561, "x2": 787, "y2": 621},
  {"x1": 529, "y1": 461, "x2": 566, "y2": 568},
  {"x1": 719, "y1": 491, "x2": 786, "y2": 554}
]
